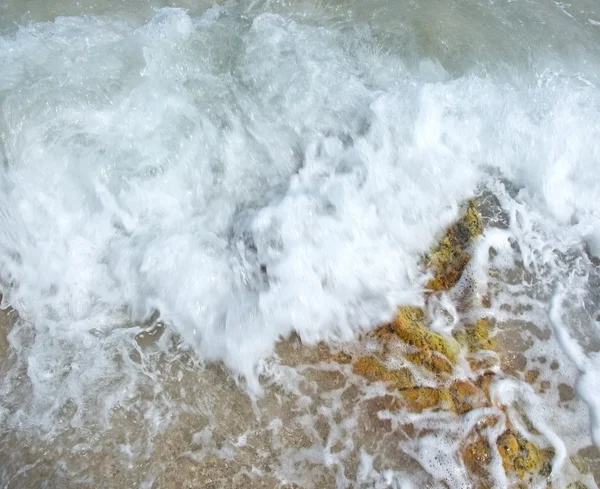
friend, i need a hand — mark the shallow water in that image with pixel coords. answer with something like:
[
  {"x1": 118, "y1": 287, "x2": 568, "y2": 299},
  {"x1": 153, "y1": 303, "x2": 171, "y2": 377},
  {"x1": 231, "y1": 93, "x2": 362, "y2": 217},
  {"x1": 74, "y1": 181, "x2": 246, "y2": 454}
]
[{"x1": 1, "y1": 0, "x2": 600, "y2": 487}]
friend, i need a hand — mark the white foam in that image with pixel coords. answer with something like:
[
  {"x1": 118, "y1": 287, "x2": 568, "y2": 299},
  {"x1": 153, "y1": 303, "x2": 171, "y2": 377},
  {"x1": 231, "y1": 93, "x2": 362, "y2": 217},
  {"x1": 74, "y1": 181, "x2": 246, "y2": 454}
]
[
  {"x1": 0, "y1": 7, "x2": 478, "y2": 406},
  {"x1": 550, "y1": 284, "x2": 600, "y2": 447},
  {"x1": 0, "y1": 2, "x2": 600, "y2": 474}
]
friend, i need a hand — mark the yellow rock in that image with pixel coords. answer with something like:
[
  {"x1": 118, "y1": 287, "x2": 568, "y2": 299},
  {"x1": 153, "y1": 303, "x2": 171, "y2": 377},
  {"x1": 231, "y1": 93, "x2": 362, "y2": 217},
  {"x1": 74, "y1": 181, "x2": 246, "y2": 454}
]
[
  {"x1": 496, "y1": 429, "x2": 552, "y2": 479},
  {"x1": 352, "y1": 356, "x2": 415, "y2": 390},
  {"x1": 449, "y1": 379, "x2": 488, "y2": 414},
  {"x1": 400, "y1": 386, "x2": 453, "y2": 412},
  {"x1": 455, "y1": 318, "x2": 496, "y2": 353},
  {"x1": 463, "y1": 435, "x2": 493, "y2": 478},
  {"x1": 376, "y1": 306, "x2": 459, "y2": 374},
  {"x1": 336, "y1": 200, "x2": 563, "y2": 488},
  {"x1": 405, "y1": 351, "x2": 454, "y2": 374},
  {"x1": 332, "y1": 351, "x2": 352, "y2": 364},
  {"x1": 497, "y1": 431, "x2": 520, "y2": 465},
  {"x1": 426, "y1": 200, "x2": 483, "y2": 291}
]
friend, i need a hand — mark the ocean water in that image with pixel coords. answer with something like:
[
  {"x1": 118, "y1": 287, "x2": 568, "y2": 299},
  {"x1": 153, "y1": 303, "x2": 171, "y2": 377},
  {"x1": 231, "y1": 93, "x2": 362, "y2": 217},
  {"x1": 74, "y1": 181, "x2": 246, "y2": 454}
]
[{"x1": 1, "y1": 0, "x2": 600, "y2": 487}]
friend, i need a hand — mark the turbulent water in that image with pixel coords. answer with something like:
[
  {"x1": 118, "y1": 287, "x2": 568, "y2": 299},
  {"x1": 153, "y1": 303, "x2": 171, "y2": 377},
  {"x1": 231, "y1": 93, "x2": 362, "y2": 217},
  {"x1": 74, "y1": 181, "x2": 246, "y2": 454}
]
[{"x1": 1, "y1": 0, "x2": 600, "y2": 487}]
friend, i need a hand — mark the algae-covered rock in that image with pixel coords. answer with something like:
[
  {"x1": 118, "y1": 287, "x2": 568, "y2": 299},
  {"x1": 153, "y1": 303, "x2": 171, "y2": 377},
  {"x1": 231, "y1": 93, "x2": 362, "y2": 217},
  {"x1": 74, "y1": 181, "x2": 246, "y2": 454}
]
[
  {"x1": 378, "y1": 306, "x2": 460, "y2": 374},
  {"x1": 497, "y1": 431, "x2": 520, "y2": 467},
  {"x1": 496, "y1": 429, "x2": 552, "y2": 479},
  {"x1": 454, "y1": 318, "x2": 496, "y2": 353},
  {"x1": 352, "y1": 356, "x2": 415, "y2": 390},
  {"x1": 332, "y1": 351, "x2": 352, "y2": 364},
  {"x1": 270, "y1": 193, "x2": 593, "y2": 489},
  {"x1": 352, "y1": 201, "x2": 484, "y2": 380},
  {"x1": 400, "y1": 386, "x2": 453, "y2": 412},
  {"x1": 449, "y1": 379, "x2": 488, "y2": 414},
  {"x1": 426, "y1": 200, "x2": 483, "y2": 291},
  {"x1": 463, "y1": 435, "x2": 493, "y2": 478}
]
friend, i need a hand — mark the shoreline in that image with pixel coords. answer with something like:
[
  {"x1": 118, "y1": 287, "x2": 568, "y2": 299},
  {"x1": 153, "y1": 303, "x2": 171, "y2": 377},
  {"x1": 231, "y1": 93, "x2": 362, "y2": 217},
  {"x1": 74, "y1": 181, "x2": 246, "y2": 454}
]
[{"x1": 1, "y1": 199, "x2": 598, "y2": 488}]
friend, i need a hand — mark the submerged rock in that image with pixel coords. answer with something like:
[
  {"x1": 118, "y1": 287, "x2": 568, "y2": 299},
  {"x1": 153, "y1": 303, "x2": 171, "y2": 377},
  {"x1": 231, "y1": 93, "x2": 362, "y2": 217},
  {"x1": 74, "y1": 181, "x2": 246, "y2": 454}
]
[
  {"x1": 376, "y1": 306, "x2": 459, "y2": 374},
  {"x1": 462, "y1": 434, "x2": 493, "y2": 479},
  {"x1": 426, "y1": 199, "x2": 483, "y2": 291},
  {"x1": 280, "y1": 197, "x2": 592, "y2": 487},
  {"x1": 496, "y1": 429, "x2": 553, "y2": 480},
  {"x1": 449, "y1": 379, "x2": 488, "y2": 414},
  {"x1": 344, "y1": 200, "x2": 569, "y2": 486},
  {"x1": 454, "y1": 317, "x2": 496, "y2": 353},
  {"x1": 400, "y1": 386, "x2": 453, "y2": 412},
  {"x1": 352, "y1": 355, "x2": 414, "y2": 390}
]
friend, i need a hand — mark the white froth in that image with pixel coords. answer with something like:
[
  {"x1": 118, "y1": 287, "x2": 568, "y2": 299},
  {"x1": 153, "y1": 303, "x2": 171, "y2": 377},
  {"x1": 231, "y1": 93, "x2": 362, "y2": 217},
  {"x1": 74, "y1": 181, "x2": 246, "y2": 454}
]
[
  {"x1": 550, "y1": 284, "x2": 600, "y2": 447},
  {"x1": 0, "y1": 2, "x2": 600, "y2": 486},
  {"x1": 0, "y1": 7, "x2": 481, "y2": 398}
]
